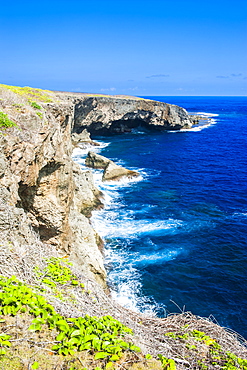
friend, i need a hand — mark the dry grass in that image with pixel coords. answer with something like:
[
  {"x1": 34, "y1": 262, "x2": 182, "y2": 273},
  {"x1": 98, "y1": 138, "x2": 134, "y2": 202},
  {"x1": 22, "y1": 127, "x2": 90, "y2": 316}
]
[
  {"x1": 0, "y1": 84, "x2": 246, "y2": 369},
  {"x1": 0, "y1": 232, "x2": 246, "y2": 369}
]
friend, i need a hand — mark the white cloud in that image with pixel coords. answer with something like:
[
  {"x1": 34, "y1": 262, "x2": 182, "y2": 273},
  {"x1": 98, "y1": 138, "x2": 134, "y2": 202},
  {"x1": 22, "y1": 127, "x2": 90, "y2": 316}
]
[{"x1": 100, "y1": 87, "x2": 116, "y2": 92}]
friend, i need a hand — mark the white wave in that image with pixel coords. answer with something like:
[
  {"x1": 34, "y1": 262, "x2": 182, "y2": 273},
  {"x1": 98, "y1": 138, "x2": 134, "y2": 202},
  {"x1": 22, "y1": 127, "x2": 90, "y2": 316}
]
[
  {"x1": 72, "y1": 147, "x2": 89, "y2": 159},
  {"x1": 105, "y1": 244, "x2": 174, "y2": 314},
  {"x1": 168, "y1": 118, "x2": 217, "y2": 133},
  {"x1": 102, "y1": 174, "x2": 144, "y2": 186},
  {"x1": 111, "y1": 281, "x2": 157, "y2": 314},
  {"x1": 196, "y1": 112, "x2": 219, "y2": 117},
  {"x1": 232, "y1": 212, "x2": 247, "y2": 218},
  {"x1": 91, "y1": 141, "x2": 111, "y2": 153},
  {"x1": 133, "y1": 249, "x2": 181, "y2": 266},
  {"x1": 106, "y1": 254, "x2": 162, "y2": 314},
  {"x1": 72, "y1": 141, "x2": 110, "y2": 162},
  {"x1": 92, "y1": 215, "x2": 183, "y2": 239}
]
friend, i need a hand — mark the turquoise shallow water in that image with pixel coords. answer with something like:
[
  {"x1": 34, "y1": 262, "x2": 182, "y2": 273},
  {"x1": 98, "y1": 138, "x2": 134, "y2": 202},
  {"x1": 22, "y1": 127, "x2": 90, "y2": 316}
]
[{"x1": 74, "y1": 97, "x2": 247, "y2": 339}]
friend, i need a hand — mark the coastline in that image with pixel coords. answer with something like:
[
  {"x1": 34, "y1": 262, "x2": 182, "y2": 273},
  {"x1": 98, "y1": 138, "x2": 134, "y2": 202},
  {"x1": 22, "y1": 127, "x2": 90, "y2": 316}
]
[{"x1": 0, "y1": 84, "x2": 247, "y2": 368}]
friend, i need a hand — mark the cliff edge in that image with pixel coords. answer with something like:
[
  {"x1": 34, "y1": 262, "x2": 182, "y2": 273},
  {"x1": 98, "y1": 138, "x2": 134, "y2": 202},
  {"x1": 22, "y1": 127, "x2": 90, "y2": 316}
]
[
  {"x1": 0, "y1": 84, "x2": 195, "y2": 287},
  {"x1": 0, "y1": 84, "x2": 106, "y2": 287},
  {"x1": 0, "y1": 84, "x2": 246, "y2": 370}
]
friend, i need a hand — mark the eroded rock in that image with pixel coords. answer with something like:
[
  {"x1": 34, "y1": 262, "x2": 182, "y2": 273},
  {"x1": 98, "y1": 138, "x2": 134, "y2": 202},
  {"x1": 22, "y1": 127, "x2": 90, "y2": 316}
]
[
  {"x1": 103, "y1": 161, "x2": 139, "y2": 181},
  {"x1": 85, "y1": 151, "x2": 111, "y2": 169},
  {"x1": 73, "y1": 96, "x2": 193, "y2": 134}
]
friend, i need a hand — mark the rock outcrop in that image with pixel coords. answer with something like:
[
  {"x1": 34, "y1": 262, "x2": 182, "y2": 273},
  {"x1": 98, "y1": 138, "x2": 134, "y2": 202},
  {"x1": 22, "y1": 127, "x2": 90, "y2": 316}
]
[
  {"x1": 71, "y1": 129, "x2": 99, "y2": 148},
  {"x1": 103, "y1": 161, "x2": 139, "y2": 181},
  {"x1": 85, "y1": 151, "x2": 111, "y2": 169},
  {"x1": 85, "y1": 151, "x2": 139, "y2": 181},
  {"x1": 0, "y1": 85, "x2": 106, "y2": 287},
  {"x1": 72, "y1": 96, "x2": 194, "y2": 135},
  {"x1": 0, "y1": 84, "x2": 196, "y2": 288}
]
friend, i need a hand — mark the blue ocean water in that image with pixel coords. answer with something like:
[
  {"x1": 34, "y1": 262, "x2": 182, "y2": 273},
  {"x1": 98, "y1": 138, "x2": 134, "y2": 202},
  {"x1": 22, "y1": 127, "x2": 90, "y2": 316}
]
[{"x1": 73, "y1": 96, "x2": 247, "y2": 339}]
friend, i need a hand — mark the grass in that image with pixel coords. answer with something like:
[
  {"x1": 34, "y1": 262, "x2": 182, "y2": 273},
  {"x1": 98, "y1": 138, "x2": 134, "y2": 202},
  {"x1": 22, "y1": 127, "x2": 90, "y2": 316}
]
[
  {"x1": 0, "y1": 84, "x2": 53, "y2": 103},
  {"x1": 0, "y1": 259, "x2": 246, "y2": 370}
]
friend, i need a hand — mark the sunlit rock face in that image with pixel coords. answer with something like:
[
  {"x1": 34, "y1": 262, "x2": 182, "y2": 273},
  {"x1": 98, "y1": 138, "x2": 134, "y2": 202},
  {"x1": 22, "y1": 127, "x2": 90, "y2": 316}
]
[
  {"x1": 73, "y1": 96, "x2": 193, "y2": 135},
  {"x1": 0, "y1": 88, "x2": 193, "y2": 288}
]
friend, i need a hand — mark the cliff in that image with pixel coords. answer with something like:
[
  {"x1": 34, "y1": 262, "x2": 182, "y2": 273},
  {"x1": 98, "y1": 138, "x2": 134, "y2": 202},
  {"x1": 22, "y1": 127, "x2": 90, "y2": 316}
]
[
  {"x1": 0, "y1": 84, "x2": 246, "y2": 370},
  {"x1": 0, "y1": 84, "x2": 195, "y2": 287},
  {"x1": 0, "y1": 84, "x2": 106, "y2": 287},
  {"x1": 71, "y1": 95, "x2": 194, "y2": 134}
]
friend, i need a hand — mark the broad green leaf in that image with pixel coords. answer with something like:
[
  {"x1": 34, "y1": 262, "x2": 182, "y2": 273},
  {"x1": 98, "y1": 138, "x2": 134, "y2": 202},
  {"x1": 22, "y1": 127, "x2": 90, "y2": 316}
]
[
  {"x1": 79, "y1": 342, "x2": 91, "y2": 351},
  {"x1": 70, "y1": 329, "x2": 81, "y2": 337},
  {"x1": 31, "y1": 362, "x2": 40, "y2": 369},
  {"x1": 28, "y1": 323, "x2": 41, "y2": 331},
  {"x1": 56, "y1": 332, "x2": 66, "y2": 341},
  {"x1": 94, "y1": 351, "x2": 110, "y2": 360},
  {"x1": 106, "y1": 363, "x2": 114, "y2": 369},
  {"x1": 110, "y1": 354, "x2": 120, "y2": 361},
  {"x1": 67, "y1": 337, "x2": 79, "y2": 346},
  {"x1": 130, "y1": 345, "x2": 141, "y2": 352},
  {"x1": 56, "y1": 319, "x2": 69, "y2": 332}
]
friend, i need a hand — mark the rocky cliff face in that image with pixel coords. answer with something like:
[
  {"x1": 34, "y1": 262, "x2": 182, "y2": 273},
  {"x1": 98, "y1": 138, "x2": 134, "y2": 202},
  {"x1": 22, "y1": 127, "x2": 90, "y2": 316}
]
[
  {"x1": 0, "y1": 85, "x2": 195, "y2": 288},
  {"x1": 0, "y1": 86, "x2": 106, "y2": 286},
  {"x1": 72, "y1": 95, "x2": 193, "y2": 134}
]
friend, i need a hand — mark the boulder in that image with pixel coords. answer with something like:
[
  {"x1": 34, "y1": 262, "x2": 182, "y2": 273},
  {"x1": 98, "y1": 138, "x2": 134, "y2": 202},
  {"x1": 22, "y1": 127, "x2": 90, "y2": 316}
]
[
  {"x1": 71, "y1": 129, "x2": 99, "y2": 147},
  {"x1": 85, "y1": 151, "x2": 111, "y2": 169},
  {"x1": 103, "y1": 161, "x2": 139, "y2": 181}
]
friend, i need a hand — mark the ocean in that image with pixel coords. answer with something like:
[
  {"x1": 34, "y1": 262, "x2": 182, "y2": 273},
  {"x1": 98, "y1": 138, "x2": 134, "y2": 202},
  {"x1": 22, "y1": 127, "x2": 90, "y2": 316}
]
[{"x1": 72, "y1": 96, "x2": 247, "y2": 340}]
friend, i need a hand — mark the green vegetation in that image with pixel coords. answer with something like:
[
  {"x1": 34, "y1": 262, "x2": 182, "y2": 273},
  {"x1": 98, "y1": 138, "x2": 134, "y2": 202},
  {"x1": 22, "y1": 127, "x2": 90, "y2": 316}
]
[
  {"x1": 0, "y1": 111, "x2": 17, "y2": 129},
  {"x1": 29, "y1": 100, "x2": 42, "y2": 109},
  {"x1": 0, "y1": 255, "x2": 246, "y2": 370},
  {"x1": 36, "y1": 111, "x2": 43, "y2": 119},
  {"x1": 0, "y1": 84, "x2": 53, "y2": 103},
  {"x1": 34, "y1": 257, "x2": 84, "y2": 300},
  {"x1": 0, "y1": 274, "x2": 142, "y2": 369},
  {"x1": 0, "y1": 261, "x2": 246, "y2": 369},
  {"x1": 158, "y1": 355, "x2": 176, "y2": 369},
  {"x1": 163, "y1": 329, "x2": 247, "y2": 370},
  {"x1": 35, "y1": 257, "x2": 81, "y2": 287}
]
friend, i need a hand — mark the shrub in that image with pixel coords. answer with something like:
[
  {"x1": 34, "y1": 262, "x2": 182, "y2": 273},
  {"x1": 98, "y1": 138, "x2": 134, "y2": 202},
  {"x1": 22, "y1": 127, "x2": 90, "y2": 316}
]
[
  {"x1": 29, "y1": 101, "x2": 41, "y2": 110},
  {"x1": 0, "y1": 111, "x2": 17, "y2": 129}
]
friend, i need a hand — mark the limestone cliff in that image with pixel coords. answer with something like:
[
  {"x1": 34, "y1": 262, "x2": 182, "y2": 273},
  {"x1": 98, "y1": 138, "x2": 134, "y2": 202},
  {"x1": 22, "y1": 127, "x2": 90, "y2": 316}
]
[
  {"x1": 71, "y1": 95, "x2": 194, "y2": 134},
  {"x1": 0, "y1": 85, "x2": 106, "y2": 286},
  {"x1": 0, "y1": 84, "x2": 195, "y2": 288},
  {"x1": 0, "y1": 85, "x2": 247, "y2": 370}
]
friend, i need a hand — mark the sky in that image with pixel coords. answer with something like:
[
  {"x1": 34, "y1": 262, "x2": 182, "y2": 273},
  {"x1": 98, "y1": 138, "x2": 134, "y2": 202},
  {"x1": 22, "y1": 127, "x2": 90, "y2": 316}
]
[{"x1": 0, "y1": 0, "x2": 247, "y2": 96}]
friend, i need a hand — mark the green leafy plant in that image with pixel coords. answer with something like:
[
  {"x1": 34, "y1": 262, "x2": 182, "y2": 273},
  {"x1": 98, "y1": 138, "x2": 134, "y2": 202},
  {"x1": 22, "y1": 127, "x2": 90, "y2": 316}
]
[
  {"x1": 0, "y1": 111, "x2": 17, "y2": 129},
  {"x1": 36, "y1": 257, "x2": 80, "y2": 286},
  {"x1": 158, "y1": 354, "x2": 176, "y2": 369},
  {"x1": 163, "y1": 328, "x2": 247, "y2": 370},
  {"x1": 0, "y1": 274, "x2": 140, "y2": 368},
  {"x1": 29, "y1": 101, "x2": 41, "y2": 109}
]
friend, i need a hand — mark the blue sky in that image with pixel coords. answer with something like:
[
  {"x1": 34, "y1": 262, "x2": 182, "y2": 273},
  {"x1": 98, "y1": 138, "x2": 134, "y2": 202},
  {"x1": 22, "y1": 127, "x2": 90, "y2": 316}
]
[{"x1": 1, "y1": 0, "x2": 246, "y2": 96}]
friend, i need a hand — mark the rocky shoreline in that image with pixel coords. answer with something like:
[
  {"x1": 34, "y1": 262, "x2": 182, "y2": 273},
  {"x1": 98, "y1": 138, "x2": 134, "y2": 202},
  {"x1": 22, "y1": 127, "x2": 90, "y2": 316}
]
[
  {"x1": 0, "y1": 84, "x2": 200, "y2": 287},
  {"x1": 0, "y1": 84, "x2": 246, "y2": 369}
]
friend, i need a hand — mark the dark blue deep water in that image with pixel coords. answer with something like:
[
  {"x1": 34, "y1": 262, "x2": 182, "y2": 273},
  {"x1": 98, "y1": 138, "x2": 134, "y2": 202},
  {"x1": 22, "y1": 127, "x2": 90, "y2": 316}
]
[{"x1": 74, "y1": 97, "x2": 247, "y2": 339}]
